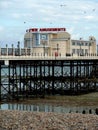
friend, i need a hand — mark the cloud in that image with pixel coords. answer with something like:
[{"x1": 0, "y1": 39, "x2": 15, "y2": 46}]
[
  {"x1": 0, "y1": 1, "x2": 13, "y2": 8},
  {"x1": 0, "y1": 0, "x2": 98, "y2": 46},
  {"x1": 71, "y1": 34, "x2": 80, "y2": 40},
  {"x1": 11, "y1": 13, "x2": 21, "y2": 19},
  {"x1": 0, "y1": 26, "x2": 4, "y2": 32},
  {"x1": 67, "y1": 27, "x2": 80, "y2": 39},
  {"x1": 84, "y1": 15, "x2": 94, "y2": 20}
]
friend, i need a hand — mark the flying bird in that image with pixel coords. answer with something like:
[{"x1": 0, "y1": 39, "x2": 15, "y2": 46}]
[
  {"x1": 60, "y1": 4, "x2": 67, "y2": 7},
  {"x1": 92, "y1": 9, "x2": 95, "y2": 11},
  {"x1": 84, "y1": 11, "x2": 86, "y2": 14}
]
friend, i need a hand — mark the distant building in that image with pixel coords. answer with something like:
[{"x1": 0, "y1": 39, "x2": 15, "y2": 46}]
[
  {"x1": 24, "y1": 28, "x2": 97, "y2": 56},
  {"x1": 71, "y1": 36, "x2": 96, "y2": 56}
]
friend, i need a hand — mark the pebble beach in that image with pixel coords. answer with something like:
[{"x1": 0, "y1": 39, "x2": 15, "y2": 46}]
[{"x1": 0, "y1": 110, "x2": 98, "y2": 130}]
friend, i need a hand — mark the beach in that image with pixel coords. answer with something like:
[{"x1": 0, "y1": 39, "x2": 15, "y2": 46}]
[{"x1": 0, "y1": 110, "x2": 98, "y2": 130}]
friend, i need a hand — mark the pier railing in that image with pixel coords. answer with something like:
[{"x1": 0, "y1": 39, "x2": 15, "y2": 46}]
[
  {"x1": 0, "y1": 47, "x2": 98, "y2": 61},
  {"x1": 0, "y1": 54, "x2": 98, "y2": 61}
]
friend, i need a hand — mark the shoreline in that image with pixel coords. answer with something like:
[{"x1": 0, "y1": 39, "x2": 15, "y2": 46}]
[
  {"x1": 1, "y1": 92, "x2": 98, "y2": 107},
  {"x1": 1, "y1": 92, "x2": 98, "y2": 129}
]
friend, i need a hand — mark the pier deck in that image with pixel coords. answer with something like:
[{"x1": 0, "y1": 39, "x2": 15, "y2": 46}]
[{"x1": 0, "y1": 55, "x2": 98, "y2": 101}]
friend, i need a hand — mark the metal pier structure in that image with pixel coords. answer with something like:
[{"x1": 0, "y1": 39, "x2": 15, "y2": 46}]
[{"x1": 0, "y1": 55, "x2": 98, "y2": 101}]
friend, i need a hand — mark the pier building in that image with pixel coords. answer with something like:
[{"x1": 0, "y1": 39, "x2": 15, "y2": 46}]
[{"x1": 24, "y1": 28, "x2": 97, "y2": 57}]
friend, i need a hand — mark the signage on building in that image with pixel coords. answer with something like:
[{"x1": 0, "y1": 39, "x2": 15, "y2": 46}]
[
  {"x1": 26, "y1": 28, "x2": 66, "y2": 32},
  {"x1": 39, "y1": 28, "x2": 66, "y2": 32},
  {"x1": 29, "y1": 28, "x2": 38, "y2": 32}
]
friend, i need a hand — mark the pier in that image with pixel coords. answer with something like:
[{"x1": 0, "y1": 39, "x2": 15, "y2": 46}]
[{"x1": 0, "y1": 47, "x2": 98, "y2": 101}]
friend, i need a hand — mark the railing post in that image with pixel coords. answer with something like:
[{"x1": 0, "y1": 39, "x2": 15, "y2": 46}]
[
  {"x1": 6, "y1": 44, "x2": 8, "y2": 56},
  {"x1": 0, "y1": 64, "x2": 1, "y2": 101},
  {"x1": 12, "y1": 44, "x2": 14, "y2": 56}
]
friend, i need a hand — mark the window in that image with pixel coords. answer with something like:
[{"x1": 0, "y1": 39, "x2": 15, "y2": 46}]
[
  {"x1": 81, "y1": 49, "x2": 84, "y2": 54},
  {"x1": 89, "y1": 42, "x2": 91, "y2": 46},
  {"x1": 85, "y1": 42, "x2": 88, "y2": 46},
  {"x1": 35, "y1": 34, "x2": 39, "y2": 45},
  {"x1": 85, "y1": 49, "x2": 88, "y2": 54},
  {"x1": 72, "y1": 49, "x2": 75, "y2": 53},
  {"x1": 77, "y1": 49, "x2": 80, "y2": 54},
  {"x1": 72, "y1": 42, "x2": 75, "y2": 45},
  {"x1": 81, "y1": 42, "x2": 84, "y2": 46},
  {"x1": 77, "y1": 42, "x2": 80, "y2": 46}
]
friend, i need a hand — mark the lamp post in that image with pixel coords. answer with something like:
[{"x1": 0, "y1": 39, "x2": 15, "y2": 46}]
[
  {"x1": 89, "y1": 42, "x2": 91, "y2": 56},
  {"x1": 43, "y1": 41, "x2": 46, "y2": 57},
  {"x1": 17, "y1": 41, "x2": 20, "y2": 56},
  {"x1": 79, "y1": 38, "x2": 82, "y2": 56},
  {"x1": 12, "y1": 44, "x2": 14, "y2": 56},
  {"x1": 6, "y1": 44, "x2": 8, "y2": 56},
  {"x1": 57, "y1": 44, "x2": 59, "y2": 54},
  {"x1": 55, "y1": 44, "x2": 59, "y2": 59}
]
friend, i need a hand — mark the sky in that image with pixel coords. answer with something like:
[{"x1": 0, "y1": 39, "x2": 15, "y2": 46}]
[{"x1": 0, "y1": 0, "x2": 98, "y2": 47}]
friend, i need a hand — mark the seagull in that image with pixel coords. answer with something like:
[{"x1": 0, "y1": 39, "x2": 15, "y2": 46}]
[
  {"x1": 92, "y1": 9, "x2": 95, "y2": 11},
  {"x1": 60, "y1": 4, "x2": 67, "y2": 7}
]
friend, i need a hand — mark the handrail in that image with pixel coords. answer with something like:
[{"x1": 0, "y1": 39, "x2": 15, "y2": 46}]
[{"x1": 0, "y1": 54, "x2": 98, "y2": 60}]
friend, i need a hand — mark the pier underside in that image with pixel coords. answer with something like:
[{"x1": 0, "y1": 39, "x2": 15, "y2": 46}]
[{"x1": 0, "y1": 59, "x2": 98, "y2": 101}]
